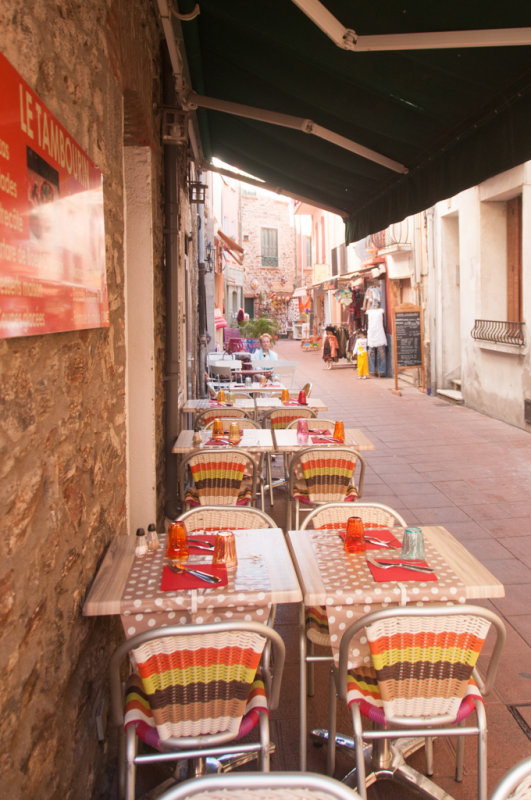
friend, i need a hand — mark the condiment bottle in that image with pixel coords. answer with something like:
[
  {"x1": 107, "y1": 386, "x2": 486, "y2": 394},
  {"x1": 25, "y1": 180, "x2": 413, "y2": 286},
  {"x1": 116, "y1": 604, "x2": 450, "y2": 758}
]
[
  {"x1": 135, "y1": 527, "x2": 148, "y2": 556},
  {"x1": 146, "y1": 523, "x2": 159, "y2": 551}
]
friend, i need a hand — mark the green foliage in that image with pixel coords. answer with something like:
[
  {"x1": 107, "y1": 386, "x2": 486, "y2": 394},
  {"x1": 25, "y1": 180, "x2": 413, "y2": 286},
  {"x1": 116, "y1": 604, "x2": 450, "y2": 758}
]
[{"x1": 239, "y1": 316, "x2": 279, "y2": 339}]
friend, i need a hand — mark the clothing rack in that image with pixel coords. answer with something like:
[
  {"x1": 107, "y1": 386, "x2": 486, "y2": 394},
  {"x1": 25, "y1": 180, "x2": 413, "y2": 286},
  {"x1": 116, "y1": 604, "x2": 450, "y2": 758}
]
[{"x1": 323, "y1": 325, "x2": 354, "y2": 369}]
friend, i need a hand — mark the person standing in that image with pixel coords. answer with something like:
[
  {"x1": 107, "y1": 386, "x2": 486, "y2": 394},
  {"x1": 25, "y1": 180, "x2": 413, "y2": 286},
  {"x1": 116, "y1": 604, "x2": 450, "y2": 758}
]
[
  {"x1": 354, "y1": 329, "x2": 369, "y2": 379},
  {"x1": 322, "y1": 326, "x2": 339, "y2": 368},
  {"x1": 366, "y1": 302, "x2": 387, "y2": 377}
]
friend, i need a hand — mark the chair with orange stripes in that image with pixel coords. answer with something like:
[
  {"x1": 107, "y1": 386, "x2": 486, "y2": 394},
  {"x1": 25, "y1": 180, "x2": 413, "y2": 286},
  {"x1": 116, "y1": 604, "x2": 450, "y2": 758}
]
[
  {"x1": 286, "y1": 446, "x2": 365, "y2": 529},
  {"x1": 261, "y1": 406, "x2": 316, "y2": 506},
  {"x1": 111, "y1": 621, "x2": 286, "y2": 800},
  {"x1": 331, "y1": 605, "x2": 506, "y2": 800},
  {"x1": 179, "y1": 448, "x2": 257, "y2": 510}
]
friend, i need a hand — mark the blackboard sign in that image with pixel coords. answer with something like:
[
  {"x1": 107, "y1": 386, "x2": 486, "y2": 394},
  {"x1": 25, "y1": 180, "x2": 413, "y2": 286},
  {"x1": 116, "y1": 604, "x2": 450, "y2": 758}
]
[{"x1": 395, "y1": 310, "x2": 422, "y2": 367}]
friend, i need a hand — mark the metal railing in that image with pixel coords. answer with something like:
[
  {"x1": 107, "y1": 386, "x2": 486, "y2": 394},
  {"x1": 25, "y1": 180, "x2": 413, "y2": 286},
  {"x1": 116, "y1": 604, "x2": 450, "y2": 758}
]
[{"x1": 471, "y1": 319, "x2": 525, "y2": 346}]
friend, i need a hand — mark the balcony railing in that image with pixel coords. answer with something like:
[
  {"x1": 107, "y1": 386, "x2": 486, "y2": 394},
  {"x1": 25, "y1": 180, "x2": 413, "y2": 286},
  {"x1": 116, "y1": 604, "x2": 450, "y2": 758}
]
[{"x1": 471, "y1": 319, "x2": 525, "y2": 346}]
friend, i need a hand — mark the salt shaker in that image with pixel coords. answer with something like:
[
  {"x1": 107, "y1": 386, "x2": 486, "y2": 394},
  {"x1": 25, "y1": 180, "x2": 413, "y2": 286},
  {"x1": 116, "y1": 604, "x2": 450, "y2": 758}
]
[
  {"x1": 135, "y1": 527, "x2": 148, "y2": 556},
  {"x1": 146, "y1": 523, "x2": 159, "y2": 551}
]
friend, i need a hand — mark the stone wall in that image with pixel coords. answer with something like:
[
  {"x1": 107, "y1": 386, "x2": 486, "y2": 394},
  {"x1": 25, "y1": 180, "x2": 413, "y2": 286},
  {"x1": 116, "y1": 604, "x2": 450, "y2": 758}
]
[{"x1": 0, "y1": 2, "x2": 168, "y2": 797}]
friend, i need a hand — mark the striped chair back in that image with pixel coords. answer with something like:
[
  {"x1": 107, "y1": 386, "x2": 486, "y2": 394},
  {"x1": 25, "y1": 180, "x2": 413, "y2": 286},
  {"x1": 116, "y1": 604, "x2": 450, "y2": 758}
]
[
  {"x1": 178, "y1": 505, "x2": 276, "y2": 531},
  {"x1": 362, "y1": 613, "x2": 492, "y2": 723},
  {"x1": 181, "y1": 449, "x2": 256, "y2": 507},
  {"x1": 263, "y1": 407, "x2": 316, "y2": 431},
  {"x1": 295, "y1": 447, "x2": 363, "y2": 503},
  {"x1": 195, "y1": 407, "x2": 251, "y2": 429},
  {"x1": 127, "y1": 628, "x2": 268, "y2": 742}
]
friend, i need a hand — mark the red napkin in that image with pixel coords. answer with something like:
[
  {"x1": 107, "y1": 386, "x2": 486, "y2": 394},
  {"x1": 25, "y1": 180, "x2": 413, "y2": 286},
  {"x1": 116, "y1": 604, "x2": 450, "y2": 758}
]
[
  {"x1": 209, "y1": 401, "x2": 226, "y2": 407},
  {"x1": 283, "y1": 399, "x2": 307, "y2": 406},
  {"x1": 338, "y1": 527, "x2": 401, "y2": 550},
  {"x1": 187, "y1": 533, "x2": 216, "y2": 555},
  {"x1": 161, "y1": 563, "x2": 228, "y2": 591},
  {"x1": 367, "y1": 559, "x2": 437, "y2": 582},
  {"x1": 204, "y1": 438, "x2": 230, "y2": 446},
  {"x1": 311, "y1": 436, "x2": 344, "y2": 444}
]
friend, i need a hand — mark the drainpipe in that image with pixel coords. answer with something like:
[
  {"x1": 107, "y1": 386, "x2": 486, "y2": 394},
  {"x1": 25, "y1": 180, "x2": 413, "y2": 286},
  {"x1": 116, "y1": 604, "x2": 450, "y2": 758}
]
[
  {"x1": 426, "y1": 207, "x2": 437, "y2": 394},
  {"x1": 163, "y1": 57, "x2": 182, "y2": 521}
]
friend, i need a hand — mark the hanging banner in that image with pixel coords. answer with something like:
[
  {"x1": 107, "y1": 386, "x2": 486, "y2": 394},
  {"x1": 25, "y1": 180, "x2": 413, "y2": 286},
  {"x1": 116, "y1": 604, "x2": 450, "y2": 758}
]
[{"x1": 0, "y1": 53, "x2": 108, "y2": 338}]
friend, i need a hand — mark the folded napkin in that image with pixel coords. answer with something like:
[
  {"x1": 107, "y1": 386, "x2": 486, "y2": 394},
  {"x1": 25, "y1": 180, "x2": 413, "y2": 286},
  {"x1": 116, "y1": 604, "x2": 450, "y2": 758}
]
[
  {"x1": 311, "y1": 435, "x2": 344, "y2": 444},
  {"x1": 367, "y1": 558, "x2": 437, "y2": 582},
  {"x1": 283, "y1": 399, "x2": 307, "y2": 406},
  {"x1": 187, "y1": 533, "x2": 216, "y2": 555},
  {"x1": 209, "y1": 401, "x2": 226, "y2": 407},
  {"x1": 161, "y1": 563, "x2": 228, "y2": 591},
  {"x1": 338, "y1": 527, "x2": 401, "y2": 550},
  {"x1": 204, "y1": 438, "x2": 231, "y2": 446}
]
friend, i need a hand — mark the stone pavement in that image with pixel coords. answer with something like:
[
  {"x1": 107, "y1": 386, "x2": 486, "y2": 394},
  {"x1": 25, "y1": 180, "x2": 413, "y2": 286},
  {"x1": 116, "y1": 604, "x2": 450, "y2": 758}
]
[
  {"x1": 139, "y1": 339, "x2": 531, "y2": 799},
  {"x1": 267, "y1": 339, "x2": 531, "y2": 798}
]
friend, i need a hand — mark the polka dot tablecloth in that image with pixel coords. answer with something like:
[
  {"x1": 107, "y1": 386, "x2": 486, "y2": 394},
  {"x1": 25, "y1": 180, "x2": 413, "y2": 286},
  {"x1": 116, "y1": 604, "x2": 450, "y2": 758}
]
[
  {"x1": 120, "y1": 535, "x2": 272, "y2": 638},
  {"x1": 308, "y1": 529, "x2": 467, "y2": 668}
]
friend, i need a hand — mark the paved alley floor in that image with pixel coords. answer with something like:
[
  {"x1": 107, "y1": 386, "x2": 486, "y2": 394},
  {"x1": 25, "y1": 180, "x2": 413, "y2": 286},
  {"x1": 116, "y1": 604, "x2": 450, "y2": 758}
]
[
  {"x1": 266, "y1": 339, "x2": 531, "y2": 797},
  {"x1": 139, "y1": 339, "x2": 531, "y2": 799}
]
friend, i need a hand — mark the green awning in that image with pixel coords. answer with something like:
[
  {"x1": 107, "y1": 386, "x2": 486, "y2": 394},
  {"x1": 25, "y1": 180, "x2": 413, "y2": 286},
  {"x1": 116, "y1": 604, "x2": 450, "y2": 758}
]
[{"x1": 176, "y1": 1, "x2": 531, "y2": 242}]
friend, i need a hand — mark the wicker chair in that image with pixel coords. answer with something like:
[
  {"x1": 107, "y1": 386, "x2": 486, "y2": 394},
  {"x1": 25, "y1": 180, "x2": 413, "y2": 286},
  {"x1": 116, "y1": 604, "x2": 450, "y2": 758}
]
[
  {"x1": 177, "y1": 505, "x2": 277, "y2": 531},
  {"x1": 261, "y1": 406, "x2": 317, "y2": 506},
  {"x1": 194, "y1": 407, "x2": 252, "y2": 429},
  {"x1": 179, "y1": 448, "x2": 257, "y2": 510},
  {"x1": 202, "y1": 419, "x2": 265, "y2": 509},
  {"x1": 332, "y1": 605, "x2": 506, "y2": 800},
  {"x1": 490, "y1": 757, "x2": 531, "y2": 800},
  {"x1": 111, "y1": 621, "x2": 285, "y2": 800},
  {"x1": 286, "y1": 446, "x2": 365, "y2": 529},
  {"x1": 157, "y1": 772, "x2": 363, "y2": 800}
]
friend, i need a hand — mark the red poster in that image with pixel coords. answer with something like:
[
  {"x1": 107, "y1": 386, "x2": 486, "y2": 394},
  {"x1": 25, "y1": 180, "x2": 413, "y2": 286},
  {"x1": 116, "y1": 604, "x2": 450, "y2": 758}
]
[{"x1": 0, "y1": 53, "x2": 108, "y2": 338}]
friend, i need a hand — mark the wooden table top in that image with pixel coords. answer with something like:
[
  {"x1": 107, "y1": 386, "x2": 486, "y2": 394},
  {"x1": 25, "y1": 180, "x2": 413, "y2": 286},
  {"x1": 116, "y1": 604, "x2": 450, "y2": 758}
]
[
  {"x1": 83, "y1": 528, "x2": 302, "y2": 618},
  {"x1": 273, "y1": 428, "x2": 374, "y2": 451},
  {"x1": 172, "y1": 428, "x2": 274, "y2": 454},
  {"x1": 287, "y1": 525, "x2": 505, "y2": 608},
  {"x1": 182, "y1": 397, "x2": 256, "y2": 412},
  {"x1": 254, "y1": 397, "x2": 328, "y2": 412}
]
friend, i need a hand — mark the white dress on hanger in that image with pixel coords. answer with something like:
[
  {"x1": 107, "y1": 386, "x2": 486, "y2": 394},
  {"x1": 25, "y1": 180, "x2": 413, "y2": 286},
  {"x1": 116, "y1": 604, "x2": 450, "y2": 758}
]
[{"x1": 366, "y1": 307, "x2": 387, "y2": 348}]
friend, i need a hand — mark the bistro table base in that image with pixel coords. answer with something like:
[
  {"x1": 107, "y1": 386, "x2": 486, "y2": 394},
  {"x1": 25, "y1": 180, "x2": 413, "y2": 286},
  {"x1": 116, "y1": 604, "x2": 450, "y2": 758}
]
[{"x1": 311, "y1": 729, "x2": 454, "y2": 800}]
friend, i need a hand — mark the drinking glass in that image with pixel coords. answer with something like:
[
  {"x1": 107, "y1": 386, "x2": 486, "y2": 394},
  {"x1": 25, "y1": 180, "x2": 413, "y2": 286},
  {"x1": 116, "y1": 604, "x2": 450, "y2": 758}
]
[
  {"x1": 344, "y1": 516, "x2": 366, "y2": 553},
  {"x1": 217, "y1": 388, "x2": 226, "y2": 404},
  {"x1": 259, "y1": 374, "x2": 267, "y2": 386},
  {"x1": 298, "y1": 389, "x2": 307, "y2": 404},
  {"x1": 213, "y1": 531, "x2": 237, "y2": 567},
  {"x1": 245, "y1": 376, "x2": 252, "y2": 386},
  {"x1": 226, "y1": 391, "x2": 235, "y2": 406},
  {"x1": 166, "y1": 521, "x2": 189, "y2": 561},
  {"x1": 281, "y1": 388, "x2": 290, "y2": 403},
  {"x1": 212, "y1": 418, "x2": 224, "y2": 440},
  {"x1": 296, "y1": 418, "x2": 309, "y2": 443},
  {"x1": 401, "y1": 527, "x2": 425, "y2": 560},
  {"x1": 228, "y1": 421, "x2": 241, "y2": 444},
  {"x1": 333, "y1": 420, "x2": 345, "y2": 441}
]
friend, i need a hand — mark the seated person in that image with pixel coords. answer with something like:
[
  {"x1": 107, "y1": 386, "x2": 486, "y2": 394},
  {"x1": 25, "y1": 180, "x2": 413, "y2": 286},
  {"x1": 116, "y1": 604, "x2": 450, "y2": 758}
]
[{"x1": 251, "y1": 333, "x2": 278, "y2": 361}]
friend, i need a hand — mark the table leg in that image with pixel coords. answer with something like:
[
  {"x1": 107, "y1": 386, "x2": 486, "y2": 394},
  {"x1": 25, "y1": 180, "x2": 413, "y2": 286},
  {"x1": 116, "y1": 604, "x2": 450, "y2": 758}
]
[{"x1": 299, "y1": 603, "x2": 308, "y2": 771}]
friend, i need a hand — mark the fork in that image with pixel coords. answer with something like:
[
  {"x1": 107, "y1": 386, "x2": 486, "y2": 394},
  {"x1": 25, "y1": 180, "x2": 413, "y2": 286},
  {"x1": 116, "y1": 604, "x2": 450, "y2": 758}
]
[
  {"x1": 168, "y1": 563, "x2": 222, "y2": 584},
  {"x1": 367, "y1": 556, "x2": 434, "y2": 573}
]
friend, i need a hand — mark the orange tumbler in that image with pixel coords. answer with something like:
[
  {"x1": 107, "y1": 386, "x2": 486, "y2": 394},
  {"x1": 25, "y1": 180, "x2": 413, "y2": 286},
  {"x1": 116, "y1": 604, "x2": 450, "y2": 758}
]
[
  {"x1": 166, "y1": 521, "x2": 189, "y2": 560},
  {"x1": 333, "y1": 420, "x2": 345, "y2": 442},
  {"x1": 217, "y1": 389, "x2": 226, "y2": 404},
  {"x1": 228, "y1": 421, "x2": 241, "y2": 444},
  {"x1": 281, "y1": 388, "x2": 290, "y2": 403},
  {"x1": 212, "y1": 418, "x2": 225, "y2": 440},
  {"x1": 344, "y1": 516, "x2": 366, "y2": 553}
]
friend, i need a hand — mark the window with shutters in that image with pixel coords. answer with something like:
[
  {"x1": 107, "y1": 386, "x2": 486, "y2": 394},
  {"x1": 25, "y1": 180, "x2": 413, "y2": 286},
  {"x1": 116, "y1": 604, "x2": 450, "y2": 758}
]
[
  {"x1": 506, "y1": 196, "x2": 522, "y2": 323},
  {"x1": 261, "y1": 227, "x2": 278, "y2": 266}
]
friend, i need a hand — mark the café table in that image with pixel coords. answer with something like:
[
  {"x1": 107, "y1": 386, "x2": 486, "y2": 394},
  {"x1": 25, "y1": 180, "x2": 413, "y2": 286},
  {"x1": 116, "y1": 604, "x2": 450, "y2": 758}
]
[
  {"x1": 273, "y1": 427, "x2": 375, "y2": 452},
  {"x1": 83, "y1": 528, "x2": 302, "y2": 636},
  {"x1": 255, "y1": 396, "x2": 328, "y2": 414},
  {"x1": 172, "y1": 427, "x2": 273, "y2": 455},
  {"x1": 286, "y1": 525, "x2": 505, "y2": 772},
  {"x1": 181, "y1": 396, "x2": 256, "y2": 424}
]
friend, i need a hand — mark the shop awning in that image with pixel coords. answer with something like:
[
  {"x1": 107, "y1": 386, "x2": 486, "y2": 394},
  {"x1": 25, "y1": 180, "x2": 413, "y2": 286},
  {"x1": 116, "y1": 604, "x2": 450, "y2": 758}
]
[{"x1": 172, "y1": 1, "x2": 531, "y2": 242}]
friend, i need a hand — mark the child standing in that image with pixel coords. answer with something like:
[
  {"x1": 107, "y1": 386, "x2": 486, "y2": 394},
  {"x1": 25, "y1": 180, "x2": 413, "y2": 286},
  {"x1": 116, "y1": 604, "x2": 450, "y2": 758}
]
[
  {"x1": 354, "y1": 328, "x2": 369, "y2": 379},
  {"x1": 322, "y1": 326, "x2": 339, "y2": 368}
]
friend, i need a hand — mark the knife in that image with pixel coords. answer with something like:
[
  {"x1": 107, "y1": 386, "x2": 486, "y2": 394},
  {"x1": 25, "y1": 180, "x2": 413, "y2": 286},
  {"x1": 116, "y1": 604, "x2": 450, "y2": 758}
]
[
  {"x1": 187, "y1": 537, "x2": 215, "y2": 549},
  {"x1": 364, "y1": 536, "x2": 396, "y2": 548},
  {"x1": 168, "y1": 563, "x2": 222, "y2": 584}
]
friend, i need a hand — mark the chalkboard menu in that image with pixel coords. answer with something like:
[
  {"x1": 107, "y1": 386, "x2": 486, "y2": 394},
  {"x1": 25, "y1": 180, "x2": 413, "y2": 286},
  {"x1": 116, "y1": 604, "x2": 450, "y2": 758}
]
[{"x1": 395, "y1": 310, "x2": 422, "y2": 367}]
